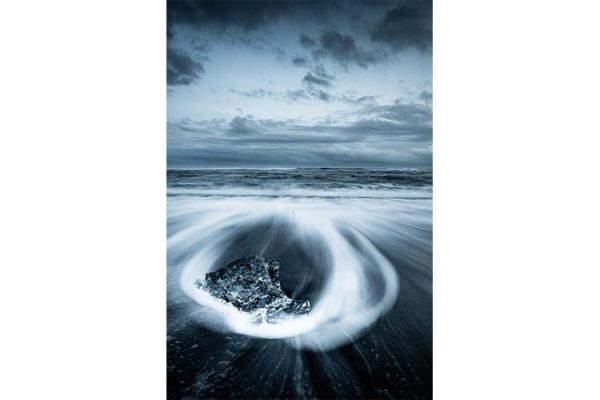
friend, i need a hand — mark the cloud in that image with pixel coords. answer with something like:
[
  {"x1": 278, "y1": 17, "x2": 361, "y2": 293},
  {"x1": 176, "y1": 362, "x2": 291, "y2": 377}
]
[
  {"x1": 419, "y1": 90, "x2": 432, "y2": 102},
  {"x1": 299, "y1": 34, "x2": 316, "y2": 48},
  {"x1": 301, "y1": 83, "x2": 331, "y2": 102},
  {"x1": 313, "y1": 31, "x2": 385, "y2": 68},
  {"x1": 313, "y1": 90, "x2": 330, "y2": 101},
  {"x1": 361, "y1": 100, "x2": 433, "y2": 127},
  {"x1": 312, "y1": 64, "x2": 334, "y2": 80},
  {"x1": 297, "y1": 65, "x2": 334, "y2": 101},
  {"x1": 167, "y1": 0, "x2": 293, "y2": 32},
  {"x1": 302, "y1": 73, "x2": 330, "y2": 87},
  {"x1": 343, "y1": 119, "x2": 431, "y2": 142},
  {"x1": 229, "y1": 116, "x2": 259, "y2": 135},
  {"x1": 228, "y1": 85, "x2": 332, "y2": 103},
  {"x1": 371, "y1": 1, "x2": 432, "y2": 50},
  {"x1": 168, "y1": 127, "x2": 431, "y2": 167},
  {"x1": 292, "y1": 56, "x2": 307, "y2": 67},
  {"x1": 230, "y1": 89, "x2": 275, "y2": 98},
  {"x1": 285, "y1": 89, "x2": 310, "y2": 101},
  {"x1": 167, "y1": 48, "x2": 205, "y2": 85},
  {"x1": 357, "y1": 95, "x2": 377, "y2": 103},
  {"x1": 171, "y1": 97, "x2": 431, "y2": 142},
  {"x1": 168, "y1": 96, "x2": 432, "y2": 167},
  {"x1": 166, "y1": 1, "x2": 432, "y2": 168},
  {"x1": 228, "y1": 115, "x2": 289, "y2": 135},
  {"x1": 167, "y1": 1, "x2": 397, "y2": 36},
  {"x1": 340, "y1": 94, "x2": 378, "y2": 105}
]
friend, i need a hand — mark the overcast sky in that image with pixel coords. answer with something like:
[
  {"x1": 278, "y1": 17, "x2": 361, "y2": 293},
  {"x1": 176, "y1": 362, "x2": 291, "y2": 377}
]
[{"x1": 167, "y1": 0, "x2": 432, "y2": 168}]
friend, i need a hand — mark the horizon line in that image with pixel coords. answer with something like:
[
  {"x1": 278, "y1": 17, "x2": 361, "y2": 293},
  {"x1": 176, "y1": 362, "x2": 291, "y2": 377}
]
[{"x1": 166, "y1": 166, "x2": 433, "y2": 171}]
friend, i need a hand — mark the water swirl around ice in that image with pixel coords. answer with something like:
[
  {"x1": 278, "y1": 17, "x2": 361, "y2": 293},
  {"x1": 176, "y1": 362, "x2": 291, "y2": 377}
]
[{"x1": 167, "y1": 169, "x2": 431, "y2": 351}]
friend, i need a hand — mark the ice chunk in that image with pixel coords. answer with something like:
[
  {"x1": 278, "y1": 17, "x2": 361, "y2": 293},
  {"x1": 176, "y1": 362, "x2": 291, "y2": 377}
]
[{"x1": 196, "y1": 256, "x2": 310, "y2": 323}]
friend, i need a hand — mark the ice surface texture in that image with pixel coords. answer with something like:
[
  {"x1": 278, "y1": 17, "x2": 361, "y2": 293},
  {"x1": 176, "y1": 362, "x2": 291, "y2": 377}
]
[{"x1": 195, "y1": 256, "x2": 310, "y2": 323}]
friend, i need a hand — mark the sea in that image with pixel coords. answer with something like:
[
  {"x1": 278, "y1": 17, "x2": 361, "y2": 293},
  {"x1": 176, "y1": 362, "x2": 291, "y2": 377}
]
[{"x1": 167, "y1": 168, "x2": 432, "y2": 399}]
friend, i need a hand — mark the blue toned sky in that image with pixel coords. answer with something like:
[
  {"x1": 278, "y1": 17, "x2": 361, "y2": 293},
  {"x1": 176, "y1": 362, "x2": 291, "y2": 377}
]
[{"x1": 167, "y1": 0, "x2": 432, "y2": 168}]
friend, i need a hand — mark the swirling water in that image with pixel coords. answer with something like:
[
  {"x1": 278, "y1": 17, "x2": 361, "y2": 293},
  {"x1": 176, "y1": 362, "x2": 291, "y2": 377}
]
[{"x1": 167, "y1": 169, "x2": 432, "y2": 399}]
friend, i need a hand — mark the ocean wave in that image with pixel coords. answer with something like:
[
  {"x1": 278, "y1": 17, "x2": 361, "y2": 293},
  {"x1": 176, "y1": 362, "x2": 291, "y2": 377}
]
[{"x1": 168, "y1": 192, "x2": 430, "y2": 351}]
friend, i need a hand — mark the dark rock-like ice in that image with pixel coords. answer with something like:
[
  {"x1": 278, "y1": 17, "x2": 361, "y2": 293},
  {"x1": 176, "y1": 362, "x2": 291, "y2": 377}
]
[{"x1": 195, "y1": 256, "x2": 310, "y2": 323}]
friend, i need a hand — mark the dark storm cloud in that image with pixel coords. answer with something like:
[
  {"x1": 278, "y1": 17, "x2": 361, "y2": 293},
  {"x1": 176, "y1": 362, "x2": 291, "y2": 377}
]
[
  {"x1": 313, "y1": 31, "x2": 385, "y2": 68},
  {"x1": 371, "y1": 1, "x2": 432, "y2": 50},
  {"x1": 167, "y1": 0, "x2": 293, "y2": 32},
  {"x1": 167, "y1": 1, "x2": 432, "y2": 168},
  {"x1": 168, "y1": 1, "x2": 391, "y2": 33},
  {"x1": 166, "y1": 1, "x2": 421, "y2": 84},
  {"x1": 167, "y1": 48, "x2": 205, "y2": 85},
  {"x1": 299, "y1": 34, "x2": 316, "y2": 48}
]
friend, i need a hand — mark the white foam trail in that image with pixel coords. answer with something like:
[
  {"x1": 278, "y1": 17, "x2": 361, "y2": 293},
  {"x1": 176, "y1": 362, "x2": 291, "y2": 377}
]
[{"x1": 168, "y1": 195, "x2": 427, "y2": 350}]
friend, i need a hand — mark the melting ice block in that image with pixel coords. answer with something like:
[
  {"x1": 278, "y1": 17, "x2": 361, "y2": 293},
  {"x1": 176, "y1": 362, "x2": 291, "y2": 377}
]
[{"x1": 195, "y1": 256, "x2": 310, "y2": 323}]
